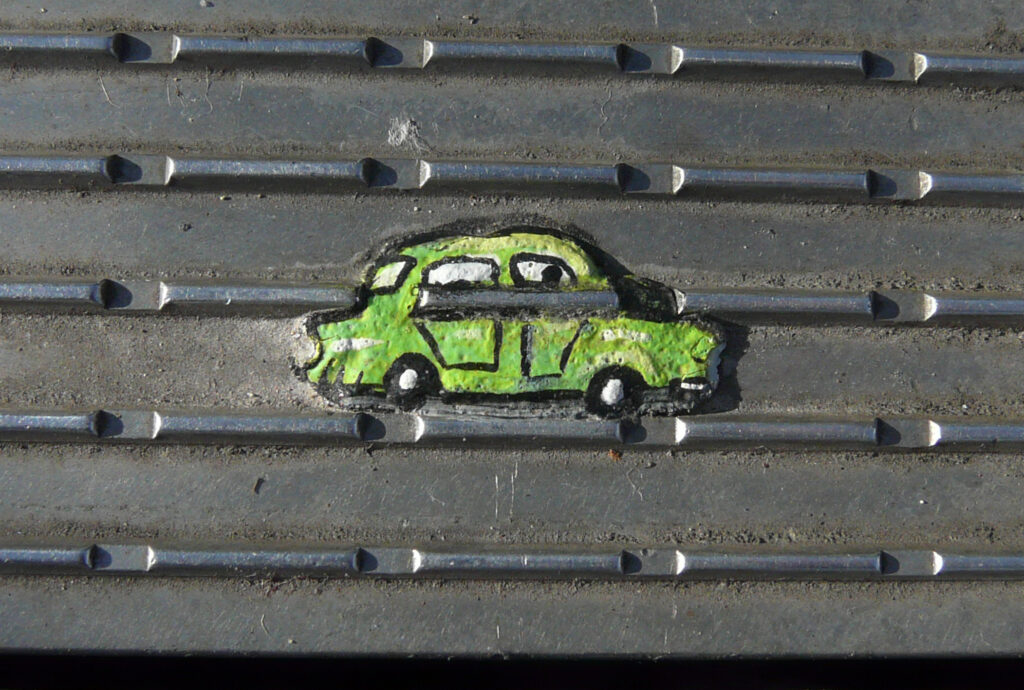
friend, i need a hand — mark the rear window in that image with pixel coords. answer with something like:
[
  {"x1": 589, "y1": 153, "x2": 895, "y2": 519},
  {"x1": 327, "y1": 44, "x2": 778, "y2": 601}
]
[{"x1": 510, "y1": 253, "x2": 577, "y2": 288}]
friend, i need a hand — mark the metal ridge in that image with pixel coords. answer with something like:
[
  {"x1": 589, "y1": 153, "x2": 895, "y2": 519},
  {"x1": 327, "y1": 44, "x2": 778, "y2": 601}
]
[
  {"x1": 3, "y1": 542, "x2": 1024, "y2": 580},
  {"x1": 2, "y1": 409, "x2": 1024, "y2": 451},
  {"x1": 4, "y1": 279, "x2": 1024, "y2": 326},
  {"x1": 0, "y1": 278, "x2": 357, "y2": 315},
  {"x1": 3, "y1": 154, "x2": 1023, "y2": 206},
  {"x1": 3, "y1": 32, "x2": 1024, "y2": 86}
]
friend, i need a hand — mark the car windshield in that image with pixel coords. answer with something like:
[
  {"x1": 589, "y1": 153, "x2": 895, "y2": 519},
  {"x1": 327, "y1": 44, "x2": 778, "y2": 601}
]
[
  {"x1": 510, "y1": 253, "x2": 576, "y2": 288},
  {"x1": 370, "y1": 257, "x2": 415, "y2": 292},
  {"x1": 424, "y1": 258, "x2": 497, "y2": 286}
]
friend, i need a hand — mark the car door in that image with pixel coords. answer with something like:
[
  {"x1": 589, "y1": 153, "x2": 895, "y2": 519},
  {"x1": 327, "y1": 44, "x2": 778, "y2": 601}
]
[
  {"x1": 510, "y1": 252, "x2": 584, "y2": 378},
  {"x1": 414, "y1": 256, "x2": 501, "y2": 371}
]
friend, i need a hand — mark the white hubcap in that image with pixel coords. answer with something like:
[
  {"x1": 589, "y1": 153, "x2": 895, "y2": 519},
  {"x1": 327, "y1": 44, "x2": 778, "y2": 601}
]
[
  {"x1": 398, "y1": 368, "x2": 419, "y2": 391},
  {"x1": 600, "y1": 378, "x2": 625, "y2": 406}
]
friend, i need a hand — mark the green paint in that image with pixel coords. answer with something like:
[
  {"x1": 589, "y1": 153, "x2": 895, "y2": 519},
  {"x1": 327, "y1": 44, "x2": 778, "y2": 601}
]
[{"x1": 305, "y1": 231, "x2": 723, "y2": 409}]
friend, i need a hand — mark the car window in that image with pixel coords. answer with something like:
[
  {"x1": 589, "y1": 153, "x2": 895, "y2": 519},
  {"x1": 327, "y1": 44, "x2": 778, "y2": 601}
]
[
  {"x1": 425, "y1": 257, "x2": 498, "y2": 286},
  {"x1": 510, "y1": 253, "x2": 577, "y2": 288},
  {"x1": 370, "y1": 257, "x2": 415, "y2": 292}
]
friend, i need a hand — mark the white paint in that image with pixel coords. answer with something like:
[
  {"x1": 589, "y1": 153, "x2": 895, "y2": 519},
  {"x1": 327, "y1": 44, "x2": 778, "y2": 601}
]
[
  {"x1": 601, "y1": 328, "x2": 652, "y2": 343},
  {"x1": 514, "y1": 258, "x2": 570, "y2": 285},
  {"x1": 398, "y1": 368, "x2": 419, "y2": 391},
  {"x1": 446, "y1": 325, "x2": 490, "y2": 340},
  {"x1": 600, "y1": 378, "x2": 625, "y2": 406},
  {"x1": 371, "y1": 261, "x2": 407, "y2": 290},
  {"x1": 680, "y1": 380, "x2": 708, "y2": 391},
  {"x1": 912, "y1": 52, "x2": 929, "y2": 81},
  {"x1": 918, "y1": 170, "x2": 934, "y2": 198},
  {"x1": 673, "y1": 288, "x2": 688, "y2": 314},
  {"x1": 426, "y1": 260, "x2": 493, "y2": 285},
  {"x1": 675, "y1": 419, "x2": 689, "y2": 443},
  {"x1": 290, "y1": 324, "x2": 318, "y2": 363},
  {"x1": 329, "y1": 338, "x2": 383, "y2": 353},
  {"x1": 674, "y1": 550, "x2": 686, "y2": 575}
]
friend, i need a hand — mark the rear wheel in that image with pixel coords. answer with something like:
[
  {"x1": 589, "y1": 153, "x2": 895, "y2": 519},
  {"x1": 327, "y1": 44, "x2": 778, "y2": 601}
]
[
  {"x1": 384, "y1": 354, "x2": 440, "y2": 411},
  {"x1": 585, "y1": 367, "x2": 646, "y2": 418}
]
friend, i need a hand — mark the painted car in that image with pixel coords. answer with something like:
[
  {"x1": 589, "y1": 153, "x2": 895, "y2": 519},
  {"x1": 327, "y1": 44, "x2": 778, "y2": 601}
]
[{"x1": 304, "y1": 229, "x2": 724, "y2": 417}]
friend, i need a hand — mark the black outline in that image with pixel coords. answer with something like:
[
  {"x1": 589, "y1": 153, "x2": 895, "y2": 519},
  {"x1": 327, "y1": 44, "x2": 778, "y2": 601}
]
[
  {"x1": 414, "y1": 320, "x2": 503, "y2": 373},
  {"x1": 520, "y1": 324, "x2": 533, "y2": 377},
  {"x1": 520, "y1": 323, "x2": 570, "y2": 379},
  {"x1": 559, "y1": 320, "x2": 589, "y2": 372},
  {"x1": 509, "y1": 252, "x2": 578, "y2": 288},
  {"x1": 422, "y1": 255, "x2": 499, "y2": 288}
]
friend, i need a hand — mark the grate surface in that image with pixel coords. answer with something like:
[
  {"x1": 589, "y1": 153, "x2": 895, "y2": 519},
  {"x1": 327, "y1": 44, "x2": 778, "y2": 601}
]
[{"x1": 3, "y1": 0, "x2": 1024, "y2": 657}]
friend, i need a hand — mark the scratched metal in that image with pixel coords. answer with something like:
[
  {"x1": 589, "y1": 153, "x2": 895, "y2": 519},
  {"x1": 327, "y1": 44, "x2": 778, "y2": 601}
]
[
  {"x1": 7, "y1": 30, "x2": 1024, "y2": 88},
  {"x1": 6, "y1": 154, "x2": 1024, "y2": 206},
  {"x1": 11, "y1": 409, "x2": 1024, "y2": 453},
  {"x1": 5, "y1": 542, "x2": 1024, "y2": 581},
  {"x1": 3, "y1": 0, "x2": 1024, "y2": 658}
]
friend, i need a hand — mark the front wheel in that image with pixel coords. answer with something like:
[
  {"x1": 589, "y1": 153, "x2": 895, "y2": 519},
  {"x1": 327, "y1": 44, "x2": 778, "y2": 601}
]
[
  {"x1": 384, "y1": 354, "x2": 440, "y2": 411},
  {"x1": 585, "y1": 367, "x2": 646, "y2": 418}
]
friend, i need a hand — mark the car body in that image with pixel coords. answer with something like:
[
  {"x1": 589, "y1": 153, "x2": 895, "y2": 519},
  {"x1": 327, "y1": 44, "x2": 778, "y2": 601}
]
[{"x1": 304, "y1": 229, "x2": 724, "y2": 416}]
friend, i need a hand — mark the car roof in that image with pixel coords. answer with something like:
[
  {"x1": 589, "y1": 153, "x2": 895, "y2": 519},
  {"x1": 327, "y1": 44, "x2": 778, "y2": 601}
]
[{"x1": 395, "y1": 232, "x2": 607, "y2": 286}]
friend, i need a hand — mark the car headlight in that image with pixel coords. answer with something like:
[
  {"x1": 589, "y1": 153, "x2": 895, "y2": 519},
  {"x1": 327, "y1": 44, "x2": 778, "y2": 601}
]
[{"x1": 328, "y1": 337, "x2": 384, "y2": 353}]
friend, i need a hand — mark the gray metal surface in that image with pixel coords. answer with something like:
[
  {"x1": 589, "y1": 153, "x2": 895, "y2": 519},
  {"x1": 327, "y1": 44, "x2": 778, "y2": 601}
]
[
  {"x1": 7, "y1": 541, "x2": 1024, "y2": 581},
  {"x1": 4, "y1": 0, "x2": 1024, "y2": 658},
  {"x1": 8, "y1": 153, "x2": 1024, "y2": 205},
  {"x1": 10, "y1": 409, "x2": 1024, "y2": 452}
]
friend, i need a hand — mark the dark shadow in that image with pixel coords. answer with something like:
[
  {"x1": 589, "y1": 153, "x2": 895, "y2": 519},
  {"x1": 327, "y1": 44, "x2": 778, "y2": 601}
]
[
  {"x1": 619, "y1": 420, "x2": 647, "y2": 443},
  {"x1": 862, "y1": 51, "x2": 896, "y2": 79},
  {"x1": 93, "y1": 410, "x2": 124, "y2": 438},
  {"x1": 104, "y1": 155, "x2": 143, "y2": 184},
  {"x1": 872, "y1": 291, "x2": 900, "y2": 319},
  {"x1": 620, "y1": 550, "x2": 643, "y2": 574},
  {"x1": 616, "y1": 164, "x2": 650, "y2": 192},
  {"x1": 99, "y1": 280, "x2": 134, "y2": 309},
  {"x1": 618, "y1": 45, "x2": 652, "y2": 72},
  {"x1": 875, "y1": 419, "x2": 902, "y2": 447},
  {"x1": 362, "y1": 159, "x2": 398, "y2": 187},
  {"x1": 112, "y1": 33, "x2": 153, "y2": 62},
  {"x1": 866, "y1": 170, "x2": 898, "y2": 198},
  {"x1": 880, "y1": 550, "x2": 901, "y2": 575},
  {"x1": 700, "y1": 321, "x2": 749, "y2": 415},
  {"x1": 355, "y1": 548, "x2": 378, "y2": 573},
  {"x1": 3, "y1": 656, "x2": 1024, "y2": 690},
  {"x1": 359, "y1": 415, "x2": 387, "y2": 442},
  {"x1": 89, "y1": 546, "x2": 113, "y2": 569},
  {"x1": 365, "y1": 37, "x2": 404, "y2": 67}
]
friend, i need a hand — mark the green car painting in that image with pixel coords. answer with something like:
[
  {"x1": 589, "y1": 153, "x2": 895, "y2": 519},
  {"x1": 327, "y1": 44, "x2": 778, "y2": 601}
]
[{"x1": 304, "y1": 228, "x2": 725, "y2": 417}]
